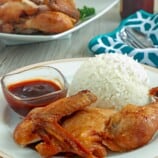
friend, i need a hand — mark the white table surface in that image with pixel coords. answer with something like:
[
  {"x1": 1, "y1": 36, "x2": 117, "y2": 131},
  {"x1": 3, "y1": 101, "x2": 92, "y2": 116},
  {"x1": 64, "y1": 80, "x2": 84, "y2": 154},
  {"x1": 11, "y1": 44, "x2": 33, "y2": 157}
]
[{"x1": 0, "y1": 1, "x2": 157, "y2": 75}]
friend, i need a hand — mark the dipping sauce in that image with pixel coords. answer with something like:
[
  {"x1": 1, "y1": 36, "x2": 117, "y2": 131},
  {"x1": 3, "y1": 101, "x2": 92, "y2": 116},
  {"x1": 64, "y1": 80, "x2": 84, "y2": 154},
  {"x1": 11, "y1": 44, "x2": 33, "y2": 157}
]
[
  {"x1": 4, "y1": 79, "x2": 67, "y2": 116},
  {"x1": 8, "y1": 79, "x2": 61, "y2": 98}
]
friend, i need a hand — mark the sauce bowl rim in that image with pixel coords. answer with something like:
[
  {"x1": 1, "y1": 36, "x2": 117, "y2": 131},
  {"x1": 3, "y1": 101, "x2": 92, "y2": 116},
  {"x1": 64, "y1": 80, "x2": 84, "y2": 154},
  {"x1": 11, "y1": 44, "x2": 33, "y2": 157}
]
[{"x1": 1, "y1": 65, "x2": 68, "y2": 102}]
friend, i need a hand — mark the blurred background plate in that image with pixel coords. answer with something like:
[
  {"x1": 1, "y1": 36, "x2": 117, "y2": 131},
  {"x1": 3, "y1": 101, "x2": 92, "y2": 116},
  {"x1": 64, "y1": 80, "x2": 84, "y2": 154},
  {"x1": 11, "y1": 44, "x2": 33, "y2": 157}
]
[{"x1": 0, "y1": 0, "x2": 119, "y2": 45}]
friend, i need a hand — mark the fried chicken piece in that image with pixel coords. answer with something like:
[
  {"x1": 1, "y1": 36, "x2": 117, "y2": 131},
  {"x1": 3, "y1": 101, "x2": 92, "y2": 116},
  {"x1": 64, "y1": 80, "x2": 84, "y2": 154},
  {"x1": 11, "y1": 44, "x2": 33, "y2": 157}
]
[
  {"x1": 13, "y1": 90, "x2": 97, "y2": 155},
  {"x1": 29, "y1": 0, "x2": 80, "y2": 20},
  {"x1": 149, "y1": 87, "x2": 158, "y2": 101},
  {"x1": 15, "y1": 11, "x2": 76, "y2": 34},
  {"x1": 62, "y1": 107, "x2": 116, "y2": 158},
  {"x1": 0, "y1": 23, "x2": 13, "y2": 33},
  {"x1": 62, "y1": 101, "x2": 158, "y2": 156},
  {"x1": 43, "y1": 102, "x2": 158, "y2": 157},
  {"x1": 14, "y1": 88, "x2": 158, "y2": 157},
  {"x1": 48, "y1": 0, "x2": 80, "y2": 20},
  {"x1": 0, "y1": 0, "x2": 79, "y2": 34},
  {"x1": 34, "y1": 116, "x2": 95, "y2": 158},
  {"x1": 0, "y1": 0, "x2": 39, "y2": 33},
  {"x1": 101, "y1": 102, "x2": 158, "y2": 152},
  {"x1": 0, "y1": 0, "x2": 38, "y2": 23}
]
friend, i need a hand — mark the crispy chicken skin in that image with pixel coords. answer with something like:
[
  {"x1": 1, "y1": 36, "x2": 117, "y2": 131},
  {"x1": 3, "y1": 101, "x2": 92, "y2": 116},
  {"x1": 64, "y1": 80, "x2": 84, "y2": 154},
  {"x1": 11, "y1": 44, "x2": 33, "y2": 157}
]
[
  {"x1": 48, "y1": 0, "x2": 80, "y2": 20},
  {"x1": 62, "y1": 101, "x2": 158, "y2": 157},
  {"x1": 34, "y1": 116, "x2": 95, "y2": 158},
  {"x1": 101, "y1": 102, "x2": 158, "y2": 152},
  {"x1": 0, "y1": 0, "x2": 79, "y2": 34},
  {"x1": 149, "y1": 87, "x2": 158, "y2": 101},
  {"x1": 0, "y1": 0, "x2": 38, "y2": 23},
  {"x1": 13, "y1": 89, "x2": 158, "y2": 158},
  {"x1": 15, "y1": 11, "x2": 76, "y2": 34},
  {"x1": 13, "y1": 90, "x2": 97, "y2": 157},
  {"x1": 62, "y1": 107, "x2": 116, "y2": 158},
  {"x1": 28, "y1": 0, "x2": 80, "y2": 20}
]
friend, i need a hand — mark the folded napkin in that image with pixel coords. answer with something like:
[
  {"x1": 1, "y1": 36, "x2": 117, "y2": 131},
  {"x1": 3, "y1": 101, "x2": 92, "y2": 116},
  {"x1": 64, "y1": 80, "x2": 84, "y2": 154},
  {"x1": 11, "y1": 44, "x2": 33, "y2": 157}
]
[{"x1": 88, "y1": 10, "x2": 158, "y2": 68}]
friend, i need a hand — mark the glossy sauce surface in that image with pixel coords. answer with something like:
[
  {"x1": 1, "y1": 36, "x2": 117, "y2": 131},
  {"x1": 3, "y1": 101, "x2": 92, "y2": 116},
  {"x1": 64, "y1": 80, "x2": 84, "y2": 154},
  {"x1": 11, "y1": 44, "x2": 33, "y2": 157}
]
[
  {"x1": 4, "y1": 79, "x2": 67, "y2": 116},
  {"x1": 8, "y1": 79, "x2": 61, "y2": 98}
]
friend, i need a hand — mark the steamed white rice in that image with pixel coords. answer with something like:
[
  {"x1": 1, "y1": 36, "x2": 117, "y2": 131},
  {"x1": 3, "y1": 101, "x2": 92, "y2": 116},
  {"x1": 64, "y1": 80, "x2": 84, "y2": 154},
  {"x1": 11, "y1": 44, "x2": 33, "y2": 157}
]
[{"x1": 69, "y1": 53, "x2": 150, "y2": 110}]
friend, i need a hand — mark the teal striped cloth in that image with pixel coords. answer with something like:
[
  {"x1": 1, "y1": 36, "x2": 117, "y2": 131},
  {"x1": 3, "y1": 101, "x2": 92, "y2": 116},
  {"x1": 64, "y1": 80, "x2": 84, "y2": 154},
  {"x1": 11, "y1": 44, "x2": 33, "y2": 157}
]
[{"x1": 88, "y1": 10, "x2": 158, "y2": 68}]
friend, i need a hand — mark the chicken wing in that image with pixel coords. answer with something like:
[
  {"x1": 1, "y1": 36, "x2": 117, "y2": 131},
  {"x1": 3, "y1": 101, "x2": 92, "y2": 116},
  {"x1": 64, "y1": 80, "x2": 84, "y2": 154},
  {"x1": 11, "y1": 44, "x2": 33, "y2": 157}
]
[
  {"x1": 62, "y1": 107, "x2": 116, "y2": 158},
  {"x1": 14, "y1": 88, "x2": 158, "y2": 158},
  {"x1": 101, "y1": 102, "x2": 158, "y2": 152},
  {"x1": 14, "y1": 90, "x2": 97, "y2": 157},
  {"x1": 34, "y1": 116, "x2": 95, "y2": 158}
]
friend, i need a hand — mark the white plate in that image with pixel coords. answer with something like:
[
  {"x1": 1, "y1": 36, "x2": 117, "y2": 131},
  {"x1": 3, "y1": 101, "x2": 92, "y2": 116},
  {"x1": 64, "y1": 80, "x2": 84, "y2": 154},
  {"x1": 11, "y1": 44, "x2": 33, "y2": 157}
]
[
  {"x1": 0, "y1": 0, "x2": 119, "y2": 45},
  {"x1": 0, "y1": 58, "x2": 158, "y2": 158}
]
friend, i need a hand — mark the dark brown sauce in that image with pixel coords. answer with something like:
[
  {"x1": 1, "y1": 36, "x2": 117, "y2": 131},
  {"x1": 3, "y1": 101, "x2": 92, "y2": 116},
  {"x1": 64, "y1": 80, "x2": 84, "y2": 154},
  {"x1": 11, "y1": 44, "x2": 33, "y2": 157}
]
[
  {"x1": 5, "y1": 79, "x2": 67, "y2": 116},
  {"x1": 8, "y1": 79, "x2": 61, "y2": 98}
]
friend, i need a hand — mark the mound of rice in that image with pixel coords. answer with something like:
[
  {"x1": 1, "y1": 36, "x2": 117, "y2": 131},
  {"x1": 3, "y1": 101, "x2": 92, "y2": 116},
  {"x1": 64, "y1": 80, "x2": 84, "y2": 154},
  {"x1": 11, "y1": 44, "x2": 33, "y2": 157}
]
[{"x1": 69, "y1": 53, "x2": 150, "y2": 110}]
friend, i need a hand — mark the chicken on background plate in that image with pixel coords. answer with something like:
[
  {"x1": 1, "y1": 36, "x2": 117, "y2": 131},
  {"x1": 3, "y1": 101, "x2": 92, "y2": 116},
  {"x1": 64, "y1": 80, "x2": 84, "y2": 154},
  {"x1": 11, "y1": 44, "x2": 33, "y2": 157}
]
[{"x1": 0, "y1": 0, "x2": 80, "y2": 34}]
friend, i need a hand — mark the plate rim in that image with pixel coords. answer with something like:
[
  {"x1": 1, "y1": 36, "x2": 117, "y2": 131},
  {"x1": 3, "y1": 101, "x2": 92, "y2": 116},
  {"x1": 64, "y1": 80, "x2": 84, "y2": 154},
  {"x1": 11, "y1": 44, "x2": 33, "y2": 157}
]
[
  {"x1": 4, "y1": 57, "x2": 158, "y2": 76},
  {"x1": 0, "y1": 151, "x2": 13, "y2": 158}
]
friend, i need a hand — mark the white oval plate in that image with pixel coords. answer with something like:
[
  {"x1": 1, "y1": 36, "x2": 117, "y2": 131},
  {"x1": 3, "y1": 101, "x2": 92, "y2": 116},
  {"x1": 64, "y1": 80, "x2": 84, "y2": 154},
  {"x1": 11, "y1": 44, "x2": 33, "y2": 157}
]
[
  {"x1": 0, "y1": 0, "x2": 119, "y2": 45},
  {"x1": 0, "y1": 58, "x2": 158, "y2": 158}
]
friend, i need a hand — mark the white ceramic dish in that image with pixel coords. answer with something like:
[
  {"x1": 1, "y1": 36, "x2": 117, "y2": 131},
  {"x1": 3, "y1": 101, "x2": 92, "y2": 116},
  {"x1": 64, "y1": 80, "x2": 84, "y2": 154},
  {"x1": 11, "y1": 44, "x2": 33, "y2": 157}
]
[
  {"x1": 0, "y1": 0, "x2": 119, "y2": 45},
  {"x1": 0, "y1": 58, "x2": 158, "y2": 158}
]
